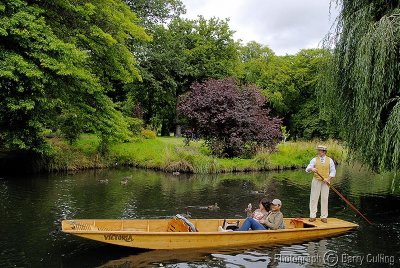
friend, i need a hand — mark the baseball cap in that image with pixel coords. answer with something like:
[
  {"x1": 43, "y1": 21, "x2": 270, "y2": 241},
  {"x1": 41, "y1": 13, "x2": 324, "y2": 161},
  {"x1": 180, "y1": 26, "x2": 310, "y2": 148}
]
[{"x1": 271, "y1": 199, "x2": 282, "y2": 206}]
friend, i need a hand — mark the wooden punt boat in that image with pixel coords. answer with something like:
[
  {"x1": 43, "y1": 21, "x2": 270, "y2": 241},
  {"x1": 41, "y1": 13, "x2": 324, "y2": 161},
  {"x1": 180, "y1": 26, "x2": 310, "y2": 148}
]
[{"x1": 61, "y1": 218, "x2": 358, "y2": 250}]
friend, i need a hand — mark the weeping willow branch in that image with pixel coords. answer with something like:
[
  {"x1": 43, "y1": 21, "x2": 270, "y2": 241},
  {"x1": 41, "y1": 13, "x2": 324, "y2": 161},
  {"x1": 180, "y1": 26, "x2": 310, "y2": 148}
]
[{"x1": 320, "y1": 0, "x2": 400, "y2": 171}]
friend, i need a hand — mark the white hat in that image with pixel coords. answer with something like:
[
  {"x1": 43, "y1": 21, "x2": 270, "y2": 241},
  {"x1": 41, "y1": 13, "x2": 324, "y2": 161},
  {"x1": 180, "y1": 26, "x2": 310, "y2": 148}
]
[
  {"x1": 317, "y1": 145, "x2": 327, "y2": 151},
  {"x1": 271, "y1": 199, "x2": 282, "y2": 206}
]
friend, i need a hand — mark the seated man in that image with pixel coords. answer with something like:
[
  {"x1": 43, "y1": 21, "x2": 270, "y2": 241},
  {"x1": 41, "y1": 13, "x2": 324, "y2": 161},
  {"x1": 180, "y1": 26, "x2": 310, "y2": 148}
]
[{"x1": 262, "y1": 199, "x2": 284, "y2": 230}]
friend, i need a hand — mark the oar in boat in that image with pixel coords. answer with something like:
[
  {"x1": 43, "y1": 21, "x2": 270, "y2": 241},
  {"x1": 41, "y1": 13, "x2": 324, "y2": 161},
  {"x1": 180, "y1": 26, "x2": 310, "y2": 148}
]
[{"x1": 314, "y1": 171, "x2": 372, "y2": 224}]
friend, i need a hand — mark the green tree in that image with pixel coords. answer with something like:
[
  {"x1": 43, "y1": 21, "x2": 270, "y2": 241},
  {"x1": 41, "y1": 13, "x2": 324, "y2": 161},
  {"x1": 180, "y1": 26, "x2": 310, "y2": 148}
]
[
  {"x1": 0, "y1": 0, "x2": 149, "y2": 153},
  {"x1": 31, "y1": 0, "x2": 150, "y2": 94},
  {"x1": 128, "y1": 16, "x2": 239, "y2": 136},
  {"x1": 237, "y1": 41, "x2": 275, "y2": 84},
  {"x1": 320, "y1": 0, "x2": 400, "y2": 171},
  {"x1": 237, "y1": 42, "x2": 295, "y2": 118},
  {"x1": 288, "y1": 49, "x2": 337, "y2": 139},
  {"x1": 237, "y1": 43, "x2": 336, "y2": 140},
  {"x1": 126, "y1": 0, "x2": 185, "y2": 26}
]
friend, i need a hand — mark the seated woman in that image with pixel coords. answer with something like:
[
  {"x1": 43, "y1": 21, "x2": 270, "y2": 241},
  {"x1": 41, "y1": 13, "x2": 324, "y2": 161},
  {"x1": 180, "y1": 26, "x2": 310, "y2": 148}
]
[{"x1": 218, "y1": 198, "x2": 271, "y2": 232}]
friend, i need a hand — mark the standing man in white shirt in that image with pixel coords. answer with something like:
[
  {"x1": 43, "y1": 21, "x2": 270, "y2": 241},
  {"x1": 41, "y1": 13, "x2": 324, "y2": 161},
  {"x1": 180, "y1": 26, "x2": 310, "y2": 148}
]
[{"x1": 305, "y1": 145, "x2": 336, "y2": 223}]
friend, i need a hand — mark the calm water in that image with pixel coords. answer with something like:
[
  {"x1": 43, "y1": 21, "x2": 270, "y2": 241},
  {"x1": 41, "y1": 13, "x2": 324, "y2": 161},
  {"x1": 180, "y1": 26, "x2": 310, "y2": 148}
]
[{"x1": 0, "y1": 165, "x2": 399, "y2": 268}]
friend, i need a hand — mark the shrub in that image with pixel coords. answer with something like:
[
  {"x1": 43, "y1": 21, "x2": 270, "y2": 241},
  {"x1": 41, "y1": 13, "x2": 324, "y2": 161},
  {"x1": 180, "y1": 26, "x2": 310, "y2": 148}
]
[
  {"x1": 126, "y1": 117, "x2": 143, "y2": 135},
  {"x1": 164, "y1": 160, "x2": 194, "y2": 173},
  {"x1": 178, "y1": 78, "x2": 282, "y2": 157},
  {"x1": 254, "y1": 150, "x2": 271, "y2": 170},
  {"x1": 141, "y1": 129, "x2": 157, "y2": 139}
]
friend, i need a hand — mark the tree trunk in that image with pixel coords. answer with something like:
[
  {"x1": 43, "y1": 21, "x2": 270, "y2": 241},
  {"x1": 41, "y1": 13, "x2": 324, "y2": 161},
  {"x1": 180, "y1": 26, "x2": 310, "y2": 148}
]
[
  {"x1": 175, "y1": 124, "x2": 181, "y2": 137},
  {"x1": 161, "y1": 123, "x2": 170, "y2": 136}
]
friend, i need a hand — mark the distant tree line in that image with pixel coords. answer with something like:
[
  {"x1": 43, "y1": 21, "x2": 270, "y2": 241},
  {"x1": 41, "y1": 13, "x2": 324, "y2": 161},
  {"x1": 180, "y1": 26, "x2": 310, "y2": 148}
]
[{"x1": 0, "y1": 0, "x2": 339, "y2": 158}]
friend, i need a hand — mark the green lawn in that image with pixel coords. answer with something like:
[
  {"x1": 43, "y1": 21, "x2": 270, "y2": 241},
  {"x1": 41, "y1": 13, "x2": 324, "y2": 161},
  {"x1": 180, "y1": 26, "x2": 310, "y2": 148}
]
[{"x1": 48, "y1": 135, "x2": 346, "y2": 173}]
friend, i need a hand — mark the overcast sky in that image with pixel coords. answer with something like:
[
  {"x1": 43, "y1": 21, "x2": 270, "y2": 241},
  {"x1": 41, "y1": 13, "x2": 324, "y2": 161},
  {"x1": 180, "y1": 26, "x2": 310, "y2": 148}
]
[{"x1": 181, "y1": 0, "x2": 339, "y2": 55}]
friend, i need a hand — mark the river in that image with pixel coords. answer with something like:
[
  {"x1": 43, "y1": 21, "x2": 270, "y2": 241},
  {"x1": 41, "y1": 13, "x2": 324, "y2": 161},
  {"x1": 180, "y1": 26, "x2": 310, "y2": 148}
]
[{"x1": 0, "y1": 165, "x2": 399, "y2": 267}]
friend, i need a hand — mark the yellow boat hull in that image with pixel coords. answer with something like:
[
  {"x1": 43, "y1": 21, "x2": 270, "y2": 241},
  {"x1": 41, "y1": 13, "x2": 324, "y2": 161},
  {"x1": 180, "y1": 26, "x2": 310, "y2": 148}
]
[{"x1": 61, "y1": 218, "x2": 358, "y2": 249}]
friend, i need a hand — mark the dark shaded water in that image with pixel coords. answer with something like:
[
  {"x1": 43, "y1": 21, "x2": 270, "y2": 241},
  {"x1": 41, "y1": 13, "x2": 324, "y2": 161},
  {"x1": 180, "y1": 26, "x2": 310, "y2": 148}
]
[{"x1": 0, "y1": 165, "x2": 399, "y2": 267}]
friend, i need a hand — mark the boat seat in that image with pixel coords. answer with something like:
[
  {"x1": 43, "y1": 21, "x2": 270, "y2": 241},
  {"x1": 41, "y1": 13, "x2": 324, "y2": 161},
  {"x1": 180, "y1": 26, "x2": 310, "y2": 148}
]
[
  {"x1": 284, "y1": 218, "x2": 316, "y2": 229},
  {"x1": 68, "y1": 221, "x2": 102, "y2": 231},
  {"x1": 167, "y1": 219, "x2": 190, "y2": 232},
  {"x1": 290, "y1": 218, "x2": 304, "y2": 228}
]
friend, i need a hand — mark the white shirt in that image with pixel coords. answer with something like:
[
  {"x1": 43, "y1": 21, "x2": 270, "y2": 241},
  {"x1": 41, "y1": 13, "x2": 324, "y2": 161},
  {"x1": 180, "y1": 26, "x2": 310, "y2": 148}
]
[{"x1": 305, "y1": 156, "x2": 336, "y2": 178}]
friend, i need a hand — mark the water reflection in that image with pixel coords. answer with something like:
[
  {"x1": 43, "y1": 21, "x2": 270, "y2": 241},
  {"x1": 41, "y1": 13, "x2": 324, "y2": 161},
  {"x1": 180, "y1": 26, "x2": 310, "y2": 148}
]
[{"x1": 0, "y1": 165, "x2": 399, "y2": 267}]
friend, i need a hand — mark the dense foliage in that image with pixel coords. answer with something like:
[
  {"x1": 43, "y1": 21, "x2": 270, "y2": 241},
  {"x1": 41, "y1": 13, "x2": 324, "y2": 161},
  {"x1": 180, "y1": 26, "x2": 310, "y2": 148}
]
[
  {"x1": 178, "y1": 78, "x2": 282, "y2": 157},
  {"x1": 320, "y1": 0, "x2": 400, "y2": 171},
  {"x1": 127, "y1": 0, "x2": 185, "y2": 26},
  {"x1": 0, "y1": 0, "x2": 149, "y2": 153},
  {"x1": 237, "y1": 45, "x2": 337, "y2": 140},
  {"x1": 128, "y1": 16, "x2": 239, "y2": 135},
  {"x1": 0, "y1": 0, "x2": 340, "y2": 161}
]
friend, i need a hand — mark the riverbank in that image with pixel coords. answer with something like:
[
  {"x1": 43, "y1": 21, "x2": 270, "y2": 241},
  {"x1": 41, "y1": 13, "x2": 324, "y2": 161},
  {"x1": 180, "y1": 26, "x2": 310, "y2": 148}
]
[{"x1": 46, "y1": 135, "x2": 346, "y2": 173}]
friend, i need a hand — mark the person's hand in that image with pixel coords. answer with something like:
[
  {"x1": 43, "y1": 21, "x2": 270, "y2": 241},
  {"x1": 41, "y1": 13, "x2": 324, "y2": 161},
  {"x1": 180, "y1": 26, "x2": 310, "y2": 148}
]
[
  {"x1": 245, "y1": 208, "x2": 253, "y2": 217},
  {"x1": 259, "y1": 219, "x2": 266, "y2": 224},
  {"x1": 311, "y1": 168, "x2": 318, "y2": 173},
  {"x1": 323, "y1": 178, "x2": 330, "y2": 184}
]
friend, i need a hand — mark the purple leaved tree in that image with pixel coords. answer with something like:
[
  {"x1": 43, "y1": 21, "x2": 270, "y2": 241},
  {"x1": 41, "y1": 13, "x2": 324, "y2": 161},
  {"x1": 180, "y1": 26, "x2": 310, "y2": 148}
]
[{"x1": 178, "y1": 78, "x2": 282, "y2": 157}]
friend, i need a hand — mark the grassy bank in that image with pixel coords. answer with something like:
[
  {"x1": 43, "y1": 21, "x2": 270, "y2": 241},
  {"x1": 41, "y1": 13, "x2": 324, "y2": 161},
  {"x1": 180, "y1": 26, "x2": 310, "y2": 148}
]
[{"x1": 47, "y1": 135, "x2": 346, "y2": 173}]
